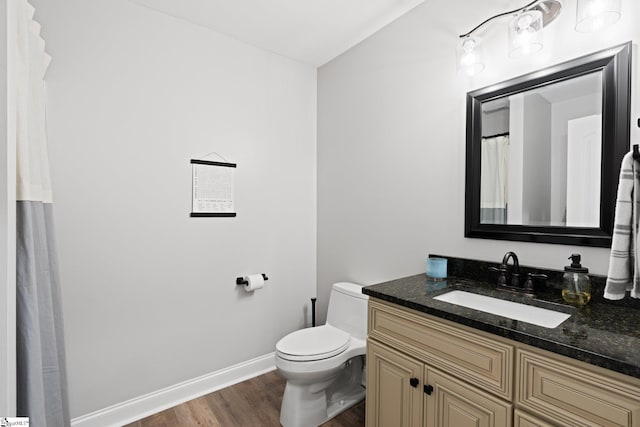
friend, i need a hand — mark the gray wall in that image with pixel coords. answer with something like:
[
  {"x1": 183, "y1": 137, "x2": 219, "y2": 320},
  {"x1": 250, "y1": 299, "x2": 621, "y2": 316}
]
[
  {"x1": 482, "y1": 108, "x2": 509, "y2": 136},
  {"x1": 522, "y1": 93, "x2": 551, "y2": 225},
  {"x1": 32, "y1": 0, "x2": 317, "y2": 417},
  {"x1": 317, "y1": 0, "x2": 640, "y2": 323}
]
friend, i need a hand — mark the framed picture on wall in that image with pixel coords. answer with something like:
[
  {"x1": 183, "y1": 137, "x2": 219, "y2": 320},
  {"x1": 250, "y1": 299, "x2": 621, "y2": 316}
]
[{"x1": 190, "y1": 159, "x2": 237, "y2": 217}]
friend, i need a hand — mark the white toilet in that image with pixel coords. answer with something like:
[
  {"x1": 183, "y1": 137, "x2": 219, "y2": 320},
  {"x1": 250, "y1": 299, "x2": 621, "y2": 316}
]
[{"x1": 275, "y1": 282, "x2": 369, "y2": 427}]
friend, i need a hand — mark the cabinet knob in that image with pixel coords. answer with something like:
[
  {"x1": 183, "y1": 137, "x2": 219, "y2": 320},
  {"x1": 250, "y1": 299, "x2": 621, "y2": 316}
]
[
  {"x1": 409, "y1": 377, "x2": 419, "y2": 388},
  {"x1": 424, "y1": 384, "x2": 434, "y2": 395}
]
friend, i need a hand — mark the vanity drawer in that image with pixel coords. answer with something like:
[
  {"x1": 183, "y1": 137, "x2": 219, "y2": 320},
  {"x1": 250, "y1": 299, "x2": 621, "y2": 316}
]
[
  {"x1": 516, "y1": 349, "x2": 640, "y2": 427},
  {"x1": 513, "y1": 409, "x2": 555, "y2": 427},
  {"x1": 368, "y1": 299, "x2": 513, "y2": 400}
]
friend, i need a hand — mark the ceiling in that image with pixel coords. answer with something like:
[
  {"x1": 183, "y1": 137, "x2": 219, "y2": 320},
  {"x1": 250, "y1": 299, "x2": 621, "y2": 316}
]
[{"x1": 128, "y1": 0, "x2": 424, "y2": 67}]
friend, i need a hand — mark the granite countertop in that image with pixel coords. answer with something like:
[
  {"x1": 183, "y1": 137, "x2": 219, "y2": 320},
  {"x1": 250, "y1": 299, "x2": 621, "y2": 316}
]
[{"x1": 363, "y1": 273, "x2": 640, "y2": 379}]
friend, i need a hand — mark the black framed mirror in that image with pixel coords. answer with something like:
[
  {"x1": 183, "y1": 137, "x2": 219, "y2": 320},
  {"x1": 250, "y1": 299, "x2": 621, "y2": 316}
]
[{"x1": 465, "y1": 42, "x2": 631, "y2": 247}]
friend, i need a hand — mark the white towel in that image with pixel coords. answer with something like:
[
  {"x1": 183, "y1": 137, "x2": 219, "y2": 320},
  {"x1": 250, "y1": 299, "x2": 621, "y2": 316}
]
[{"x1": 605, "y1": 151, "x2": 640, "y2": 299}]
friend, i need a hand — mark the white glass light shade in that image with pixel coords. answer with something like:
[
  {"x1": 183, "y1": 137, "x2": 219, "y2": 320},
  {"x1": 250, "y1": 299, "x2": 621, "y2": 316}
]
[
  {"x1": 575, "y1": 0, "x2": 621, "y2": 33},
  {"x1": 457, "y1": 37, "x2": 485, "y2": 76},
  {"x1": 508, "y1": 10, "x2": 543, "y2": 58}
]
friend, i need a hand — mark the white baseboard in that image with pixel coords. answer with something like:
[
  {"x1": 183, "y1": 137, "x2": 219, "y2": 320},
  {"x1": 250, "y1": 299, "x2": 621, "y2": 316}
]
[{"x1": 71, "y1": 352, "x2": 276, "y2": 427}]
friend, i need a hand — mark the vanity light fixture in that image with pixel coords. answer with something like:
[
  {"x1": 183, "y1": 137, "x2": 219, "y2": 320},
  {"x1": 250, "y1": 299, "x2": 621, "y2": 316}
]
[
  {"x1": 575, "y1": 0, "x2": 622, "y2": 33},
  {"x1": 508, "y1": 9, "x2": 544, "y2": 58},
  {"x1": 457, "y1": 36, "x2": 485, "y2": 76},
  {"x1": 458, "y1": 0, "x2": 624, "y2": 75},
  {"x1": 457, "y1": 0, "x2": 562, "y2": 75}
]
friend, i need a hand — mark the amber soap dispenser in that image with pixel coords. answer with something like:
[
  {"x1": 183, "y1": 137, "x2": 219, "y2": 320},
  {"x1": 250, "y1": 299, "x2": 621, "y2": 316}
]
[{"x1": 562, "y1": 254, "x2": 591, "y2": 306}]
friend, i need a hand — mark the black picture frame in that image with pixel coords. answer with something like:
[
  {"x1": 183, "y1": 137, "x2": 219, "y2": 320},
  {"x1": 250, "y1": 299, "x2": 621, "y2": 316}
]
[
  {"x1": 190, "y1": 159, "x2": 237, "y2": 218},
  {"x1": 465, "y1": 42, "x2": 631, "y2": 247}
]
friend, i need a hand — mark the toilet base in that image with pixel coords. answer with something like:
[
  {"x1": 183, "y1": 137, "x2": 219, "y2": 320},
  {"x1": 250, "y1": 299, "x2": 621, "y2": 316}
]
[
  {"x1": 280, "y1": 382, "x2": 365, "y2": 427},
  {"x1": 326, "y1": 384, "x2": 366, "y2": 420},
  {"x1": 279, "y1": 356, "x2": 365, "y2": 427}
]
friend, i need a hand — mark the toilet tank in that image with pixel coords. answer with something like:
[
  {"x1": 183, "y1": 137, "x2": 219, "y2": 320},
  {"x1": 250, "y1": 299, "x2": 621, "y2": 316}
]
[{"x1": 326, "y1": 282, "x2": 369, "y2": 340}]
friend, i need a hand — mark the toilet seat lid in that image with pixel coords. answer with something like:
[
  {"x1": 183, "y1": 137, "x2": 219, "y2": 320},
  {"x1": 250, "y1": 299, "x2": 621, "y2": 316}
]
[{"x1": 276, "y1": 325, "x2": 350, "y2": 362}]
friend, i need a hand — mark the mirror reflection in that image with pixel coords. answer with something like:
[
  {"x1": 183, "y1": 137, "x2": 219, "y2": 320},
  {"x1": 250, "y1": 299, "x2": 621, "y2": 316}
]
[
  {"x1": 465, "y1": 42, "x2": 631, "y2": 247},
  {"x1": 480, "y1": 72, "x2": 603, "y2": 227}
]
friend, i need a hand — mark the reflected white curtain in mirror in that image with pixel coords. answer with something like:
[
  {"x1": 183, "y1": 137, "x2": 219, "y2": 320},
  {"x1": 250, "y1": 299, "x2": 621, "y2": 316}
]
[
  {"x1": 480, "y1": 136, "x2": 510, "y2": 224},
  {"x1": 15, "y1": 1, "x2": 70, "y2": 425}
]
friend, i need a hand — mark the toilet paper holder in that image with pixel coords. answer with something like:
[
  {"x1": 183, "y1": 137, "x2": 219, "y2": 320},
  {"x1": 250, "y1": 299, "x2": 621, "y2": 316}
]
[{"x1": 236, "y1": 274, "x2": 269, "y2": 286}]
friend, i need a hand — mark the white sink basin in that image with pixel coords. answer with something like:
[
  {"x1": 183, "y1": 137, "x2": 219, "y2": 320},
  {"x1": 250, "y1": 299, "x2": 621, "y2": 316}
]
[{"x1": 433, "y1": 290, "x2": 571, "y2": 328}]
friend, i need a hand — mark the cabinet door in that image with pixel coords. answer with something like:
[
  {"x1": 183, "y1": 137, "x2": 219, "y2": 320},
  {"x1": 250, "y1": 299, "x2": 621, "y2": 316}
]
[
  {"x1": 425, "y1": 367, "x2": 512, "y2": 427},
  {"x1": 366, "y1": 340, "x2": 424, "y2": 427},
  {"x1": 517, "y1": 349, "x2": 640, "y2": 427}
]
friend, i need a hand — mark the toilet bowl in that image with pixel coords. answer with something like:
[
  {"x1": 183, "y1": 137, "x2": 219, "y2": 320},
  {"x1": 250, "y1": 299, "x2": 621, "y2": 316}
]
[{"x1": 275, "y1": 282, "x2": 368, "y2": 427}]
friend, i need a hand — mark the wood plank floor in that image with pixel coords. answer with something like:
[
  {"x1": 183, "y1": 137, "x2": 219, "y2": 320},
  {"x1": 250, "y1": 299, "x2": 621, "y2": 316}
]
[{"x1": 124, "y1": 369, "x2": 365, "y2": 427}]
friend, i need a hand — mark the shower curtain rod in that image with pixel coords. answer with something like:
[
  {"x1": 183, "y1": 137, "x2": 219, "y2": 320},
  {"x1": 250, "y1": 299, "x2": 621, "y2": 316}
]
[{"x1": 482, "y1": 132, "x2": 510, "y2": 139}]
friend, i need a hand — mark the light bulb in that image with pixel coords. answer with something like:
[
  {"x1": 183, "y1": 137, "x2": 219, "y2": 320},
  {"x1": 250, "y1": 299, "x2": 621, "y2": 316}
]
[{"x1": 516, "y1": 14, "x2": 534, "y2": 31}]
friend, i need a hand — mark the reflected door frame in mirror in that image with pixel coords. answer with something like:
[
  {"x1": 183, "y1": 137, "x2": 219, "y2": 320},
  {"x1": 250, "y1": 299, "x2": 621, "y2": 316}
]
[{"x1": 465, "y1": 42, "x2": 631, "y2": 247}]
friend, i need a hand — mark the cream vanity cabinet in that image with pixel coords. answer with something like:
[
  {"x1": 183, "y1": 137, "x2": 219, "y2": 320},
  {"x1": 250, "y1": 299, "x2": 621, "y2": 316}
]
[
  {"x1": 366, "y1": 299, "x2": 640, "y2": 427},
  {"x1": 366, "y1": 299, "x2": 513, "y2": 427}
]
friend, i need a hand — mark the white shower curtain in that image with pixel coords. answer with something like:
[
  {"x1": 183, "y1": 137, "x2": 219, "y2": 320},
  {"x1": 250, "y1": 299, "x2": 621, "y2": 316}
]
[
  {"x1": 15, "y1": 1, "x2": 70, "y2": 426},
  {"x1": 480, "y1": 135, "x2": 509, "y2": 224}
]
